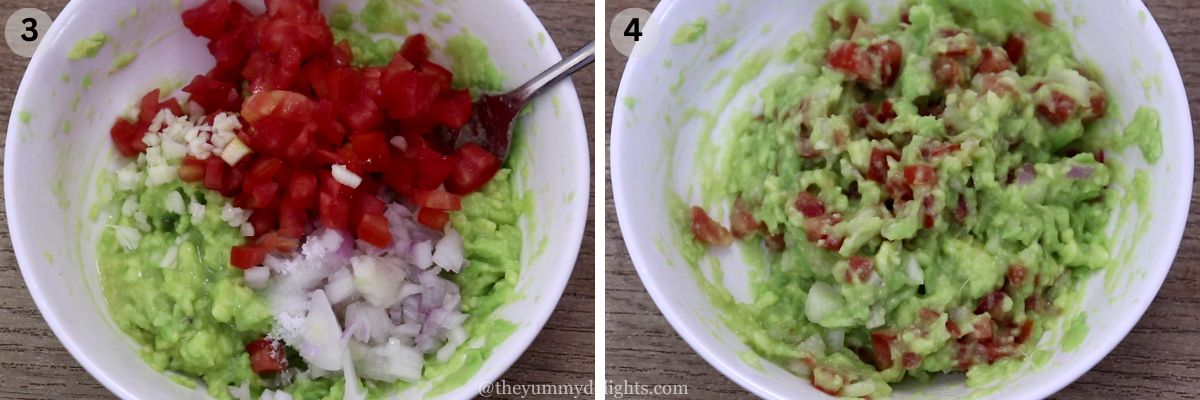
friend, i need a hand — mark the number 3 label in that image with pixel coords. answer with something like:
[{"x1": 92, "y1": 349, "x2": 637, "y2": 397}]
[
  {"x1": 610, "y1": 8, "x2": 656, "y2": 57},
  {"x1": 6, "y1": 8, "x2": 52, "y2": 58}
]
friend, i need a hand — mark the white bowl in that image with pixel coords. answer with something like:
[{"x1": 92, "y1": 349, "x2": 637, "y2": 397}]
[
  {"x1": 4, "y1": 0, "x2": 589, "y2": 398},
  {"x1": 611, "y1": 0, "x2": 1192, "y2": 398}
]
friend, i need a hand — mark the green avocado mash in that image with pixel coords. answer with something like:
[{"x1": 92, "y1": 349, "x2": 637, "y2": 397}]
[
  {"x1": 98, "y1": 172, "x2": 274, "y2": 399},
  {"x1": 679, "y1": 0, "x2": 1162, "y2": 397}
]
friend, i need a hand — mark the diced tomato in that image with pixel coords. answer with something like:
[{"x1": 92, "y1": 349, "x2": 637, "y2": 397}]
[
  {"x1": 1034, "y1": 10, "x2": 1053, "y2": 26},
  {"x1": 286, "y1": 172, "x2": 318, "y2": 208},
  {"x1": 976, "y1": 47, "x2": 1013, "y2": 74},
  {"x1": 852, "y1": 104, "x2": 873, "y2": 128},
  {"x1": 183, "y1": 74, "x2": 242, "y2": 113},
  {"x1": 876, "y1": 100, "x2": 897, "y2": 123},
  {"x1": 1037, "y1": 90, "x2": 1077, "y2": 125},
  {"x1": 246, "y1": 157, "x2": 284, "y2": 185},
  {"x1": 318, "y1": 191, "x2": 350, "y2": 230},
  {"x1": 1015, "y1": 320, "x2": 1035, "y2": 344},
  {"x1": 690, "y1": 206, "x2": 733, "y2": 247},
  {"x1": 179, "y1": 156, "x2": 207, "y2": 182},
  {"x1": 331, "y1": 40, "x2": 353, "y2": 67},
  {"x1": 207, "y1": 28, "x2": 248, "y2": 82},
  {"x1": 933, "y1": 56, "x2": 962, "y2": 88},
  {"x1": 401, "y1": 34, "x2": 431, "y2": 65},
  {"x1": 870, "y1": 331, "x2": 897, "y2": 370},
  {"x1": 204, "y1": 157, "x2": 227, "y2": 191},
  {"x1": 340, "y1": 95, "x2": 384, "y2": 133},
  {"x1": 846, "y1": 255, "x2": 873, "y2": 283},
  {"x1": 284, "y1": 123, "x2": 319, "y2": 161},
  {"x1": 357, "y1": 213, "x2": 393, "y2": 248},
  {"x1": 432, "y1": 90, "x2": 474, "y2": 129},
  {"x1": 230, "y1": 245, "x2": 267, "y2": 269},
  {"x1": 867, "y1": 148, "x2": 900, "y2": 182},
  {"x1": 826, "y1": 42, "x2": 871, "y2": 81},
  {"x1": 1003, "y1": 35, "x2": 1026, "y2": 66},
  {"x1": 902, "y1": 352, "x2": 922, "y2": 370},
  {"x1": 109, "y1": 119, "x2": 144, "y2": 157},
  {"x1": 953, "y1": 195, "x2": 969, "y2": 224},
  {"x1": 244, "y1": 181, "x2": 280, "y2": 209},
  {"x1": 1086, "y1": 93, "x2": 1108, "y2": 122},
  {"x1": 242, "y1": 90, "x2": 314, "y2": 123},
  {"x1": 1007, "y1": 265, "x2": 1028, "y2": 287},
  {"x1": 904, "y1": 164, "x2": 938, "y2": 187},
  {"x1": 386, "y1": 71, "x2": 439, "y2": 120},
  {"x1": 921, "y1": 141, "x2": 960, "y2": 159},
  {"x1": 349, "y1": 132, "x2": 391, "y2": 172},
  {"x1": 975, "y1": 291, "x2": 1010, "y2": 317},
  {"x1": 248, "y1": 207, "x2": 278, "y2": 236},
  {"x1": 867, "y1": 40, "x2": 903, "y2": 87},
  {"x1": 416, "y1": 207, "x2": 450, "y2": 230},
  {"x1": 445, "y1": 143, "x2": 501, "y2": 195},
  {"x1": 181, "y1": 0, "x2": 231, "y2": 40},
  {"x1": 764, "y1": 232, "x2": 786, "y2": 251},
  {"x1": 419, "y1": 63, "x2": 454, "y2": 95},
  {"x1": 794, "y1": 192, "x2": 827, "y2": 218},
  {"x1": 729, "y1": 197, "x2": 762, "y2": 239},
  {"x1": 222, "y1": 164, "x2": 246, "y2": 197},
  {"x1": 922, "y1": 195, "x2": 937, "y2": 229},
  {"x1": 277, "y1": 204, "x2": 308, "y2": 238},
  {"x1": 939, "y1": 29, "x2": 977, "y2": 57},
  {"x1": 413, "y1": 190, "x2": 462, "y2": 211},
  {"x1": 256, "y1": 231, "x2": 300, "y2": 253},
  {"x1": 245, "y1": 338, "x2": 288, "y2": 375}
]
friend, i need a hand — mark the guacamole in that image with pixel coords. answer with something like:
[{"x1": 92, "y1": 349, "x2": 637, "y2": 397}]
[{"x1": 682, "y1": 0, "x2": 1162, "y2": 397}]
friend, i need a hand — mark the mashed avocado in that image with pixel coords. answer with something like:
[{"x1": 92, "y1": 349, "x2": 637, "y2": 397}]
[
  {"x1": 98, "y1": 176, "x2": 273, "y2": 399},
  {"x1": 68, "y1": 32, "x2": 108, "y2": 60},
  {"x1": 681, "y1": 0, "x2": 1161, "y2": 397}
]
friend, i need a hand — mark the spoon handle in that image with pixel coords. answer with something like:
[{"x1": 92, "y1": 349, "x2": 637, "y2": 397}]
[{"x1": 509, "y1": 41, "x2": 596, "y2": 105}]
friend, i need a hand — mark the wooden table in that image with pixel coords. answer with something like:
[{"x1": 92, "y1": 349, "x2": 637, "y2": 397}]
[
  {"x1": 0, "y1": 0, "x2": 595, "y2": 398},
  {"x1": 605, "y1": 1, "x2": 1200, "y2": 398}
]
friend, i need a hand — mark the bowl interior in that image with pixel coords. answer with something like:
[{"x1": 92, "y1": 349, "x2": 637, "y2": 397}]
[
  {"x1": 5, "y1": 0, "x2": 589, "y2": 398},
  {"x1": 611, "y1": 0, "x2": 1192, "y2": 399}
]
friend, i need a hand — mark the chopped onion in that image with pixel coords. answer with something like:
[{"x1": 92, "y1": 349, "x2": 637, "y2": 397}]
[
  {"x1": 866, "y1": 305, "x2": 886, "y2": 329},
  {"x1": 300, "y1": 289, "x2": 344, "y2": 371},
  {"x1": 904, "y1": 256, "x2": 924, "y2": 285},
  {"x1": 409, "y1": 241, "x2": 434, "y2": 269},
  {"x1": 805, "y1": 282, "x2": 843, "y2": 324},
  {"x1": 351, "y1": 256, "x2": 407, "y2": 308},
  {"x1": 1067, "y1": 165, "x2": 1095, "y2": 179},
  {"x1": 1015, "y1": 164, "x2": 1036, "y2": 185},
  {"x1": 824, "y1": 329, "x2": 845, "y2": 350},
  {"x1": 324, "y1": 268, "x2": 356, "y2": 304},
  {"x1": 244, "y1": 267, "x2": 270, "y2": 289},
  {"x1": 431, "y1": 228, "x2": 466, "y2": 273}
]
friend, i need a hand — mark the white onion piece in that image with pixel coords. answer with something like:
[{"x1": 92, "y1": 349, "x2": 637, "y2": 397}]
[
  {"x1": 301, "y1": 289, "x2": 344, "y2": 371},
  {"x1": 341, "y1": 350, "x2": 366, "y2": 400},
  {"x1": 351, "y1": 256, "x2": 407, "y2": 308},
  {"x1": 866, "y1": 305, "x2": 886, "y2": 329},
  {"x1": 824, "y1": 329, "x2": 845, "y2": 350},
  {"x1": 431, "y1": 228, "x2": 466, "y2": 273},
  {"x1": 346, "y1": 303, "x2": 394, "y2": 344},
  {"x1": 350, "y1": 338, "x2": 423, "y2": 382},
  {"x1": 436, "y1": 326, "x2": 468, "y2": 362},
  {"x1": 273, "y1": 391, "x2": 293, "y2": 400},
  {"x1": 324, "y1": 269, "x2": 356, "y2": 305},
  {"x1": 244, "y1": 267, "x2": 270, "y2": 289},
  {"x1": 805, "y1": 282, "x2": 843, "y2": 324},
  {"x1": 228, "y1": 381, "x2": 250, "y2": 400},
  {"x1": 904, "y1": 257, "x2": 924, "y2": 285},
  {"x1": 409, "y1": 241, "x2": 434, "y2": 269},
  {"x1": 1015, "y1": 164, "x2": 1036, "y2": 185},
  {"x1": 1067, "y1": 165, "x2": 1095, "y2": 179}
]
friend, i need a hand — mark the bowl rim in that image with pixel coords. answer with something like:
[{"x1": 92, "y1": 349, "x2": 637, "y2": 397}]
[
  {"x1": 610, "y1": 0, "x2": 1194, "y2": 399},
  {"x1": 4, "y1": 0, "x2": 591, "y2": 399}
]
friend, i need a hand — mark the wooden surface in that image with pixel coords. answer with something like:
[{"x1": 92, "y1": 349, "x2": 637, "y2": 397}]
[
  {"x1": 0, "y1": 0, "x2": 595, "y2": 398},
  {"x1": 605, "y1": 1, "x2": 1200, "y2": 399}
]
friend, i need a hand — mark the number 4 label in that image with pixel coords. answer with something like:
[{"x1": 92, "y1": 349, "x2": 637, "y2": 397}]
[{"x1": 610, "y1": 8, "x2": 655, "y2": 57}]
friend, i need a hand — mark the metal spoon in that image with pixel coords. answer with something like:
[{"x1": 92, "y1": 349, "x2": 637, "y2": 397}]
[{"x1": 439, "y1": 41, "x2": 595, "y2": 162}]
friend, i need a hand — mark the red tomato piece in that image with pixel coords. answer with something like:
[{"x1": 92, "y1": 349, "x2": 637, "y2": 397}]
[
  {"x1": 867, "y1": 148, "x2": 900, "y2": 183},
  {"x1": 419, "y1": 62, "x2": 454, "y2": 95},
  {"x1": 794, "y1": 192, "x2": 827, "y2": 218},
  {"x1": 242, "y1": 90, "x2": 314, "y2": 123},
  {"x1": 230, "y1": 245, "x2": 267, "y2": 269},
  {"x1": 826, "y1": 42, "x2": 872, "y2": 81},
  {"x1": 179, "y1": 156, "x2": 207, "y2": 182},
  {"x1": 729, "y1": 197, "x2": 762, "y2": 239},
  {"x1": 401, "y1": 34, "x2": 431, "y2": 65},
  {"x1": 245, "y1": 338, "x2": 288, "y2": 375},
  {"x1": 976, "y1": 47, "x2": 1014, "y2": 74},
  {"x1": 183, "y1": 74, "x2": 242, "y2": 113},
  {"x1": 846, "y1": 255, "x2": 874, "y2": 283},
  {"x1": 1034, "y1": 10, "x2": 1053, "y2": 26},
  {"x1": 433, "y1": 90, "x2": 474, "y2": 129},
  {"x1": 381, "y1": 69, "x2": 438, "y2": 119},
  {"x1": 1006, "y1": 264, "x2": 1028, "y2": 287},
  {"x1": 867, "y1": 40, "x2": 903, "y2": 87},
  {"x1": 181, "y1": 0, "x2": 231, "y2": 40},
  {"x1": 349, "y1": 132, "x2": 391, "y2": 173},
  {"x1": 690, "y1": 206, "x2": 733, "y2": 247},
  {"x1": 445, "y1": 143, "x2": 500, "y2": 195},
  {"x1": 416, "y1": 207, "x2": 450, "y2": 230},
  {"x1": 246, "y1": 158, "x2": 284, "y2": 185},
  {"x1": 110, "y1": 119, "x2": 144, "y2": 157},
  {"x1": 357, "y1": 213, "x2": 393, "y2": 248},
  {"x1": 870, "y1": 331, "x2": 897, "y2": 370},
  {"x1": 245, "y1": 181, "x2": 280, "y2": 209},
  {"x1": 204, "y1": 157, "x2": 227, "y2": 191},
  {"x1": 933, "y1": 56, "x2": 962, "y2": 88},
  {"x1": 286, "y1": 172, "x2": 318, "y2": 208},
  {"x1": 278, "y1": 204, "x2": 308, "y2": 239},
  {"x1": 904, "y1": 164, "x2": 939, "y2": 187},
  {"x1": 256, "y1": 231, "x2": 300, "y2": 253},
  {"x1": 318, "y1": 192, "x2": 350, "y2": 230},
  {"x1": 1003, "y1": 35, "x2": 1026, "y2": 66},
  {"x1": 1037, "y1": 91, "x2": 1077, "y2": 125},
  {"x1": 413, "y1": 190, "x2": 463, "y2": 211}
]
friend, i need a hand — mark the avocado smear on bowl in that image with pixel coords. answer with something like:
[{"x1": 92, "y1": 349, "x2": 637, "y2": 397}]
[{"x1": 681, "y1": 0, "x2": 1162, "y2": 397}]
